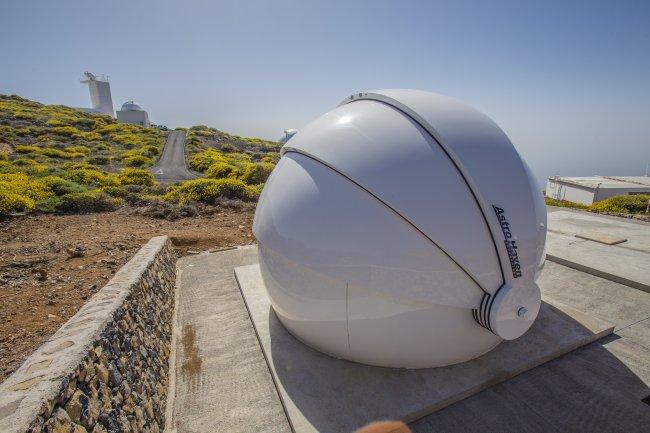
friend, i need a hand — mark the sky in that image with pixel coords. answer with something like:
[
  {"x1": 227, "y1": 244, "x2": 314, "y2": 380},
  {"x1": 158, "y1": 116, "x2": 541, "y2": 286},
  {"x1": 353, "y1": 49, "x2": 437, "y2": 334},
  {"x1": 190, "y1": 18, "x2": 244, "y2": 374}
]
[{"x1": 1, "y1": 0, "x2": 649, "y2": 185}]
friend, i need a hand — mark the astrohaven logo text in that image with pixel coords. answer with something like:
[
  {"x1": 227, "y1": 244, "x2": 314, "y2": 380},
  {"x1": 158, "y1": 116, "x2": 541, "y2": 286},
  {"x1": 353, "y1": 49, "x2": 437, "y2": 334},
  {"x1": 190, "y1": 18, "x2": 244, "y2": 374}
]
[{"x1": 492, "y1": 205, "x2": 522, "y2": 278}]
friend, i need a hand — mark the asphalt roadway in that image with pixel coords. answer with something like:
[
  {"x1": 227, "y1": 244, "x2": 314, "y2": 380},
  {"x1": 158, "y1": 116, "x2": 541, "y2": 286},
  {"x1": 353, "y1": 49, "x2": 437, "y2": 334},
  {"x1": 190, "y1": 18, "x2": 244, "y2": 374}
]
[{"x1": 149, "y1": 130, "x2": 200, "y2": 183}]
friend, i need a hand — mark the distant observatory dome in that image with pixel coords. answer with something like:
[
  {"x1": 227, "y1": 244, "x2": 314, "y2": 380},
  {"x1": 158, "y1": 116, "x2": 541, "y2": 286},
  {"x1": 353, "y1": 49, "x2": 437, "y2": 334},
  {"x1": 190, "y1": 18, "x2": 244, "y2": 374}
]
[
  {"x1": 253, "y1": 89, "x2": 547, "y2": 369},
  {"x1": 120, "y1": 101, "x2": 143, "y2": 111},
  {"x1": 279, "y1": 129, "x2": 298, "y2": 144},
  {"x1": 117, "y1": 100, "x2": 150, "y2": 127}
]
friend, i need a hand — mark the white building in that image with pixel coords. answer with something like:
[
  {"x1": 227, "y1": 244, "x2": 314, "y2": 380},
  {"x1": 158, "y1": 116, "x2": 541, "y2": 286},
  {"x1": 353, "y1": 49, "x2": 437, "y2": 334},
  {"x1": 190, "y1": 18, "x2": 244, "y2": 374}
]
[
  {"x1": 546, "y1": 175, "x2": 650, "y2": 205},
  {"x1": 116, "y1": 101, "x2": 150, "y2": 127},
  {"x1": 79, "y1": 72, "x2": 114, "y2": 117}
]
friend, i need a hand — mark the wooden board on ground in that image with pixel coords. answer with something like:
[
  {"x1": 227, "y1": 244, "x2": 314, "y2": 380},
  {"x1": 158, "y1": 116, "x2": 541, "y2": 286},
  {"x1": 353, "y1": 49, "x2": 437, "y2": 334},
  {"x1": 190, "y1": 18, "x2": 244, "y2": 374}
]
[{"x1": 575, "y1": 233, "x2": 627, "y2": 245}]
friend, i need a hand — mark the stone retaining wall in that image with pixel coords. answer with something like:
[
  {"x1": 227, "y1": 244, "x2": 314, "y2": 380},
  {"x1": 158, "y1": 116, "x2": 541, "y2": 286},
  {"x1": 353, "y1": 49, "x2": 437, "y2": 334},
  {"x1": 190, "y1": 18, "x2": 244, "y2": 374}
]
[{"x1": 0, "y1": 236, "x2": 177, "y2": 433}]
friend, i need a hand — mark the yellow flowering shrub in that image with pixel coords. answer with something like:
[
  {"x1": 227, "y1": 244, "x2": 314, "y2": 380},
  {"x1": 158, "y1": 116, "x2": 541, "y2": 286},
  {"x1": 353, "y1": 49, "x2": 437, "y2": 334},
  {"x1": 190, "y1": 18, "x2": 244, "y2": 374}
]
[{"x1": 0, "y1": 173, "x2": 53, "y2": 213}]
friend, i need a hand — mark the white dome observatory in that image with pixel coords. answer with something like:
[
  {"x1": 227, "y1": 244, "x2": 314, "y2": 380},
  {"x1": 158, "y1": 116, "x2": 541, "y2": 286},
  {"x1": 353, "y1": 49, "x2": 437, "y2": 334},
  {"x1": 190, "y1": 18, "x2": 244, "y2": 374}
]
[
  {"x1": 116, "y1": 100, "x2": 150, "y2": 127},
  {"x1": 253, "y1": 89, "x2": 547, "y2": 368},
  {"x1": 120, "y1": 101, "x2": 143, "y2": 111}
]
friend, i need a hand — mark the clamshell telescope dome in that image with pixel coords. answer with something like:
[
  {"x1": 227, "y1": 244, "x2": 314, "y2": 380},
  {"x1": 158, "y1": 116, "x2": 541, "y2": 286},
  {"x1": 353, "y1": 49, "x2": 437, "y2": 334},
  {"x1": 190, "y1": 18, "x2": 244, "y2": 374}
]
[{"x1": 253, "y1": 89, "x2": 547, "y2": 368}]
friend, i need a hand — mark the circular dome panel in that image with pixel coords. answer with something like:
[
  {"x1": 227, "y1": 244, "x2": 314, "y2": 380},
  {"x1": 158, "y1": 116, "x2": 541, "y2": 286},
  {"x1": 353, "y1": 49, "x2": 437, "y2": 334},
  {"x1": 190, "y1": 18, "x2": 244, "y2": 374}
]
[
  {"x1": 120, "y1": 101, "x2": 143, "y2": 111},
  {"x1": 253, "y1": 89, "x2": 547, "y2": 368}
]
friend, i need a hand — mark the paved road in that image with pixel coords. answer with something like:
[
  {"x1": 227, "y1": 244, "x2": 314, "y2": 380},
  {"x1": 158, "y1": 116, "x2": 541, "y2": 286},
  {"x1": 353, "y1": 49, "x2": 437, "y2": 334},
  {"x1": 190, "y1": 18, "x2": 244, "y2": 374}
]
[{"x1": 149, "y1": 130, "x2": 200, "y2": 183}]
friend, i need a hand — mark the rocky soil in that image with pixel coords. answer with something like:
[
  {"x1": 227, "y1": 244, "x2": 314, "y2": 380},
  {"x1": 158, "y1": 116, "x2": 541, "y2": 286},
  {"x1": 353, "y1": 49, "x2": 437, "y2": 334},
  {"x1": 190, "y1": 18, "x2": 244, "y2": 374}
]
[{"x1": 0, "y1": 209, "x2": 255, "y2": 382}]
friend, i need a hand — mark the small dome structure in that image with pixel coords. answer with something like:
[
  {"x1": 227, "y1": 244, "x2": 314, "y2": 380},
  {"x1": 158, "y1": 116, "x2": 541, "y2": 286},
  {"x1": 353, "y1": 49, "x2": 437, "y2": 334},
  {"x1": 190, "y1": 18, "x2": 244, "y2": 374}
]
[
  {"x1": 117, "y1": 100, "x2": 150, "y2": 127},
  {"x1": 253, "y1": 89, "x2": 547, "y2": 369},
  {"x1": 120, "y1": 101, "x2": 143, "y2": 111},
  {"x1": 279, "y1": 129, "x2": 298, "y2": 144}
]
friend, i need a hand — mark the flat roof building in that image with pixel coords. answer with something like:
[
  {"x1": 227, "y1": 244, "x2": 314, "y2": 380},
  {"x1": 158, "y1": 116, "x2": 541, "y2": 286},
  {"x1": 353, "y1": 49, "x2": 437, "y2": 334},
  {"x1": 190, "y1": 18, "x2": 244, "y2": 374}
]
[{"x1": 546, "y1": 175, "x2": 650, "y2": 205}]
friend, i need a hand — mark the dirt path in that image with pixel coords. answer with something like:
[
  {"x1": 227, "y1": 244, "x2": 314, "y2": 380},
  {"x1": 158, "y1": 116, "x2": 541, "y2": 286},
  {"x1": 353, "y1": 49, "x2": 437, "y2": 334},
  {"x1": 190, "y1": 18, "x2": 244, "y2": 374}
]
[{"x1": 0, "y1": 209, "x2": 254, "y2": 381}]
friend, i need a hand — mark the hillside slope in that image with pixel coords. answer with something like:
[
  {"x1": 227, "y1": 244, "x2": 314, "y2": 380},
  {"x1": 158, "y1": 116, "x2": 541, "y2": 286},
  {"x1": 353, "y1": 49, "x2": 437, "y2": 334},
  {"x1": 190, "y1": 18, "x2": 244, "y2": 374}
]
[
  {"x1": 0, "y1": 94, "x2": 165, "y2": 169},
  {"x1": 0, "y1": 95, "x2": 280, "y2": 215}
]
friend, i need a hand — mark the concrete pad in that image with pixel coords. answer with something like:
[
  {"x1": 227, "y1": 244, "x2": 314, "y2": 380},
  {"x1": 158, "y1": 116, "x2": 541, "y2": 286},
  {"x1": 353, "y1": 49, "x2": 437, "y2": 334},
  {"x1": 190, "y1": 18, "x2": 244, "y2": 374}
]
[
  {"x1": 547, "y1": 210, "x2": 650, "y2": 253},
  {"x1": 235, "y1": 264, "x2": 615, "y2": 433},
  {"x1": 538, "y1": 261, "x2": 650, "y2": 330},
  {"x1": 546, "y1": 231, "x2": 650, "y2": 292},
  {"x1": 545, "y1": 207, "x2": 650, "y2": 293},
  {"x1": 574, "y1": 233, "x2": 627, "y2": 245},
  {"x1": 167, "y1": 247, "x2": 291, "y2": 433}
]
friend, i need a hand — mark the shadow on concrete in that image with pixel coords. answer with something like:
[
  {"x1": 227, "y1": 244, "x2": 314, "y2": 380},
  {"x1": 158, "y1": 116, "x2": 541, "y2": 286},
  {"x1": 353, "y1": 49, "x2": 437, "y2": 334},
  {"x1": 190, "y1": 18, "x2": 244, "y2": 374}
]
[
  {"x1": 267, "y1": 302, "x2": 650, "y2": 433},
  {"x1": 412, "y1": 303, "x2": 650, "y2": 432}
]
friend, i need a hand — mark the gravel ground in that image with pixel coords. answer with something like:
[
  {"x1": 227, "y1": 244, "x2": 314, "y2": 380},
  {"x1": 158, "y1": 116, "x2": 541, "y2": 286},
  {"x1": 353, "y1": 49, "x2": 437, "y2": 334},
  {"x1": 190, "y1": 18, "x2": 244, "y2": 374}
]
[{"x1": 0, "y1": 208, "x2": 255, "y2": 382}]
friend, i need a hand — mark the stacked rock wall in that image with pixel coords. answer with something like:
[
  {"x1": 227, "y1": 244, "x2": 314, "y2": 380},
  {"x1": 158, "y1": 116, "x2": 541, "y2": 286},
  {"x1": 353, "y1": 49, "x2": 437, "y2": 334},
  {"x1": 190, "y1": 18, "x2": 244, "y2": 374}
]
[{"x1": 0, "y1": 236, "x2": 177, "y2": 433}]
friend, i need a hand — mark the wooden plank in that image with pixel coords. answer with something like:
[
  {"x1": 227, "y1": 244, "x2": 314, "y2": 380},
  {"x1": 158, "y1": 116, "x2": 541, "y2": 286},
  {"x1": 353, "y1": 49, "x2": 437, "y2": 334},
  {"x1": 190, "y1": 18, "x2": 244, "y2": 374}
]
[{"x1": 575, "y1": 233, "x2": 627, "y2": 245}]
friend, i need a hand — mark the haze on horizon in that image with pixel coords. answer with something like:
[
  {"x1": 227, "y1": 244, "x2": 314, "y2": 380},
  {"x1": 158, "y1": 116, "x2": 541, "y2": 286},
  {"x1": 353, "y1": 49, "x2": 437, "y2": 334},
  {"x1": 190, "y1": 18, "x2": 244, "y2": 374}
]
[{"x1": 1, "y1": 0, "x2": 649, "y2": 185}]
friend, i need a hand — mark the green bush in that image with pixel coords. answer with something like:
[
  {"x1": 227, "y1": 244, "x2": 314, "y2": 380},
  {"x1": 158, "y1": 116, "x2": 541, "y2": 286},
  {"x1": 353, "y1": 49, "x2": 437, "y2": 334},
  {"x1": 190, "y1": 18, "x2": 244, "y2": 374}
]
[
  {"x1": 99, "y1": 185, "x2": 129, "y2": 197},
  {"x1": 141, "y1": 144, "x2": 160, "y2": 157},
  {"x1": 123, "y1": 155, "x2": 153, "y2": 167},
  {"x1": 0, "y1": 192, "x2": 34, "y2": 213},
  {"x1": 118, "y1": 168, "x2": 156, "y2": 186},
  {"x1": 240, "y1": 162, "x2": 274, "y2": 185},
  {"x1": 164, "y1": 178, "x2": 259, "y2": 204},
  {"x1": 13, "y1": 111, "x2": 39, "y2": 121},
  {"x1": 87, "y1": 155, "x2": 111, "y2": 165},
  {"x1": 35, "y1": 196, "x2": 61, "y2": 213},
  {"x1": 0, "y1": 173, "x2": 53, "y2": 214},
  {"x1": 186, "y1": 135, "x2": 203, "y2": 146},
  {"x1": 66, "y1": 168, "x2": 119, "y2": 187},
  {"x1": 544, "y1": 197, "x2": 589, "y2": 210},
  {"x1": 189, "y1": 149, "x2": 227, "y2": 171},
  {"x1": 63, "y1": 161, "x2": 98, "y2": 170},
  {"x1": 110, "y1": 133, "x2": 144, "y2": 147},
  {"x1": 51, "y1": 126, "x2": 80, "y2": 136},
  {"x1": 55, "y1": 191, "x2": 120, "y2": 213},
  {"x1": 11, "y1": 158, "x2": 38, "y2": 166},
  {"x1": 122, "y1": 184, "x2": 146, "y2": 194},
  {"x1": 38, "y1": 176, "x2": 86, "y2": 196},
  {"x1": 589, "y1": 194, "x2": 649, "y2": 214},
  {"x1": 14, "y1": 145, "x2": 86, "y2": 159},
  {"x1": 67, "y1": 145, "x2": 91, "y2": 155},
  {"x1": 220, "y1": 143, "x2": 236, "y2": 152},
  {"x1": 205, "y1": 162, "x2": 239, "y2": 179},
  {"x1": 74, "y1": 131, "x2": 102, "y2": 141},
  {"x1": 73, "y1": 118, "x2": 95, "y2": 128},
  {"x1": 260, "y1": 155, "x2": 278, "y2": 164}
]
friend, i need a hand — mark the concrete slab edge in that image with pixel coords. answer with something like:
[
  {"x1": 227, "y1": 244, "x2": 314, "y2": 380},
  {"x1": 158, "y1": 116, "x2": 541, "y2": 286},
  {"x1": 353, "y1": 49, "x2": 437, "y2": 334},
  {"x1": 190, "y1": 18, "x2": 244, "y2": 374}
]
[
  {"x1": 0, "y1": 236, "x2": 177, "y2": 433},
  {"x1": 546, "y1": 254, "x2": 650, "y2": 294},
  {"x1": 406, "y1": 302, "x2": 615, "y2": 424},
  {"x1": 234, "y1": 263, "x2": 616, "y2": 431},
  {"x1": 163, "y1": 261, "x2": 183, "y2": 433},
  {"x1": 233, "y1": 269, "x2": 296, "y2": 433}
]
